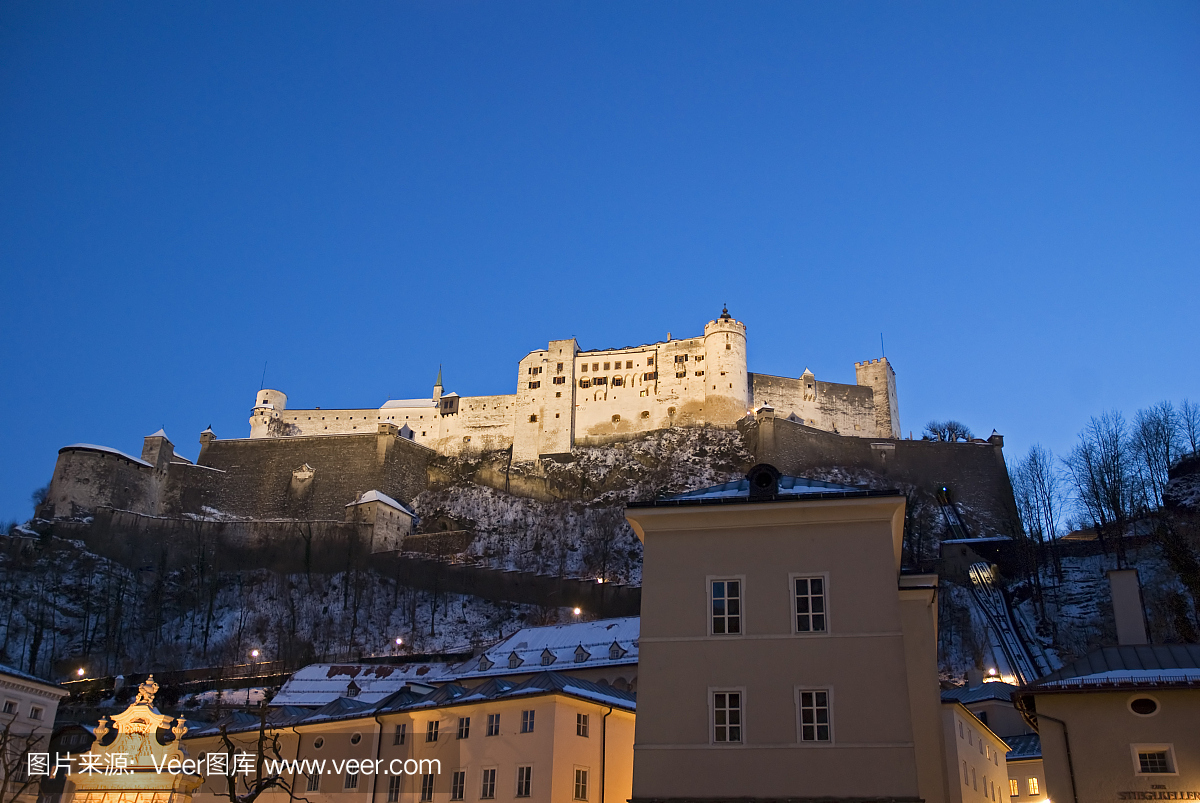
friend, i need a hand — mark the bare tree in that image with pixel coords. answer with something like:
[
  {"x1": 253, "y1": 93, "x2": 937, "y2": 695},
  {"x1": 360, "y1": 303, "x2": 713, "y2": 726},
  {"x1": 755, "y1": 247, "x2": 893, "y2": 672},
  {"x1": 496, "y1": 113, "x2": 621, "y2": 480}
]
[
  {"x1": 0, "y1": 714, "x2": 47, "y2": 803},
  {"x1": 1132, "y1": 401, "x2": 1183, "y2": 509},
  {"x1": 1011, "y1": 444, "x2": 1065, "y2": 580},
  {"x1": 1180, "y1": 399, "x2": 1200, "y2": 456},
  {"x1": 1064, "y1": 411, "x2": 1138, "y2": 567},
  {"x1": 213, "y1": 704, "x2": 308, "y2": 803},
  {"x1": 922, "y1": 420, "x2": 974, "y2": 442}
]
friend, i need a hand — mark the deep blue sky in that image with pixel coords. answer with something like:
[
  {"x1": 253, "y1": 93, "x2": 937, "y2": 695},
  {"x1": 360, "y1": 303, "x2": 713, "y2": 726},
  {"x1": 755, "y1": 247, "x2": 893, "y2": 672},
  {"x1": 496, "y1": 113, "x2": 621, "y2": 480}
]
[{"x1": 2, "y1": 2, "x2": 1198, "y2": 522}]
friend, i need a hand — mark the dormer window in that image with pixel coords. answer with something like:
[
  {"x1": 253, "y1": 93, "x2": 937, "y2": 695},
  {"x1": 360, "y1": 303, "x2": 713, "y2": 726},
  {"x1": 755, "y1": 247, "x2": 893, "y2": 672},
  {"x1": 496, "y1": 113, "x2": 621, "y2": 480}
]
[
  {"x1": 574, "y1": 645, "x2": 590, "y2": 664},
  {"x1": 509, "y1": 651, "x2": 523, "y2": 669},
  {"x1": 541, "y1": 648, "x2": 556, "y2": 666},
  {"x1": 478, "y1": 656, "x2": 493, "y2": 671},
  {"x1": 346, "y1": 681, "x2": 360, "y2": 698},
  {"x1": 609, "y1": 641, "x2": 626, "y2": 660}
]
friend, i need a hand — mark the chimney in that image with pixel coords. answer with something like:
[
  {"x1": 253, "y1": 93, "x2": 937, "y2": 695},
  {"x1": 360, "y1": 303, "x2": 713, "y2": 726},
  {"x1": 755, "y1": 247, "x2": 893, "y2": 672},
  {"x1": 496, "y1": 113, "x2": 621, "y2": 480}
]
[
  {"x1": 967, "y1": 668, "x2": 984, "y2": 689},
  {"x1": 1108, "y1": 569, "x2": 1149, "y2": 646}
]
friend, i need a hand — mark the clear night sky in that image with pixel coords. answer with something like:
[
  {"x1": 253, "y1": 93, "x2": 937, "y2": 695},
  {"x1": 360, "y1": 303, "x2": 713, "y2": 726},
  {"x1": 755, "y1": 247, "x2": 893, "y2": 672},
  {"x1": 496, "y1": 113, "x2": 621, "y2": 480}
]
[{"x1": 1, "y1": 2, "x2": 1197, "y2": 522}]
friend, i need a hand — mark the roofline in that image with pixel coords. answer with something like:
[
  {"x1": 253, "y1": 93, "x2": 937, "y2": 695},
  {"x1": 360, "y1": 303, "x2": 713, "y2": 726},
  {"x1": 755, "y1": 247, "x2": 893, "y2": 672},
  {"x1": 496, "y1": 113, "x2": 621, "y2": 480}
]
[
  {"x1": 1021, "y1": 677, "x2": 1200, "y2": 694},
  {"x1": 0, "y1": 670, "x2": 69, "y2": 698},
  {"x1": 186, "y1": 685, "x2": 635, "y2": 737},
  {"x1": 627, "y1": 488, "x2": 903, "y2": 509},
  {"x1": 942, "y1": 700, "x2": 1011, "y2": 751}
]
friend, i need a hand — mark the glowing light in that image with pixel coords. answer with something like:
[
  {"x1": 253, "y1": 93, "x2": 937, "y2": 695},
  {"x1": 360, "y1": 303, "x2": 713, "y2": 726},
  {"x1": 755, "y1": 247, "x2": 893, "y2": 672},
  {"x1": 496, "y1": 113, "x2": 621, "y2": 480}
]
[
  {"x1": 76, "y1": 668, "x2": 85, "y2": 677},
  {"x1": 988, "y1": 667, "x2": 997, "y2": 676},
  {"x1": 573, "y1": 607, "x2": 582, "y2": 615},
  {"x1": 395, "y1": 638, "x2": 403, "y2": 646},
  {"x1": 250, "y1": 649, "x2": 260, "y2": 659}
]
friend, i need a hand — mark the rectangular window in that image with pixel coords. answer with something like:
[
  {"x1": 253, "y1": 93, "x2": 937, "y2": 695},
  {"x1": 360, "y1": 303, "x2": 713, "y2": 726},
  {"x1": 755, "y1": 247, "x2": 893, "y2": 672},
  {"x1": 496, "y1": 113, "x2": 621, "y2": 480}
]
[
  {"x1": 675, "y1": 354, "x2": 687, "y2": 362},
  {"x1": 603, "y1": 362, "x2": 610, "y2": 370},
  {"x1": 676, "y1": 371, "x2": 687, "y2": 378},
  {"x1": 798, "y1": 689, "x2": 831, "y2": 742},
  {"x1": 486, "y1": 713, "x2": 500, "y2": 736},
  {"x1": 581, "y1": 364, "x2": 588, "y2": 372},
  {"x1": 553, "y1": 376, "x2": 566, "y2": 384},
  {"x1": 426, "y1": 720, "x2": 439, "y2": 742},
  {"x1": 29, "y1": 706, "x2": 43, "y2": 720},
  {"x1": 394, "y1": 723, "x2": 407, "y2": 745},
  {"x1": 307, "y1": 773, "x2": 321, "y2": 793},
  {"x1": 528, "y1": 381, "x2": 540, "y2": 389},
  {"x1": 557, "y1": 362, "x2": 563, "y2": 372},
  {"x1": 577, "y1": 713, "x2": 589, "y2": 737},
  {"x1": 420, "y1": 773, "x2": 434, "y2": 802},
  {"x1": 387, "y1": 776, "x2": 401, "y2": 802},
  {"x1": 593, "y1": 363, "x2": 599, "y2": 371},
  {"x1": 713, "y1": 690, "x2": 742, "y2": 743},
  {"x1": 451, "y1": 771, "x2": 465, "y2": 801},
  {"x1": 710, "y1": 578, "x2": 741, "y2": 634},
  {"x1": 580, "y1": 378, "x2": 591, "y2": 388},
  {"x1": 457, "y1": 716, "x2": 470, "y2": 739},
  {"x1": 516, "y1": 766, "x2": 533, "y2": 797},
  {"x1": 643, "y1": 372, "x2": 657, "y2": 381},
  {"x1": 480, "y1": 768, "x2": 497, "y2": 799},
  {"x1": 574, "y1": 768, "x2": 589, "y2": 801},
  {"x1": 1009, "y1": 779, "x2": 1018, "y2": 796},
  {"x1": 1137, "y1": 750, "x2": 1172, "y2": 773},
  {"x1": 521, "y1": 709, "x2": 535, "y2": 733},
  {"x1": 647, "y1": 357, "x2": 654, "y2": 365},
  {"x1": 2, "y1": 701, "x2": 16, "y2": 714},
  {"x1": 625, "y1": 360, "x2": 633, "y2": 368},
  {"x1": 345, "y1": 772, "x2": 359, "y2": 790},
  {"x1": 1027, "y1": 777, "x2": 1039, "y2": 794}
]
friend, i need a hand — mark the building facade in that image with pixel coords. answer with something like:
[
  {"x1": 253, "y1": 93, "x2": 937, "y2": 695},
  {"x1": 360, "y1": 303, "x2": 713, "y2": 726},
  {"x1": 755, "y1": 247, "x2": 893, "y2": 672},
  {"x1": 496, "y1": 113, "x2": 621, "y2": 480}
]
[
  {"x1": 1, "y1": 664, "x2": 67, "y2": 803},
  {"x1": 624, "y1": 466, "x2": 946, "y2": 803},
  {"x1": 246, "y1": 309, "x2": 900, "y2": 461}
]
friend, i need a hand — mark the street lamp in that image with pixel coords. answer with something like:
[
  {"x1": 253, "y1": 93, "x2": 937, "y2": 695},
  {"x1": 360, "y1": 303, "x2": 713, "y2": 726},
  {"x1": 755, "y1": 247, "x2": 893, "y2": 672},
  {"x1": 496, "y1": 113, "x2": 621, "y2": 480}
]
[
  {"x1": 76, "y1": 668, "x2": 85, "y2": 678},
  {"x1": 573, "y1": 607, "x2": 582, "y2": 616}
]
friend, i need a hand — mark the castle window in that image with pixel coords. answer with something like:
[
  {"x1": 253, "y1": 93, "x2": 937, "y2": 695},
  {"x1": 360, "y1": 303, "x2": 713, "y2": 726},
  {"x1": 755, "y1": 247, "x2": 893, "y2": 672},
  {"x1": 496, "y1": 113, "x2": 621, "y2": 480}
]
[
  {"x1": 695, "y1": 371, "x2": 704, "y2": 377},
  {"x1": 592, "y1": 363, "x2": 599, "y2": 371},
  {"x1": 529, "y1": 381, "x2": 540, "y2": 389},
  {"x1": 580, "y1": 379, "x2": 591, "y2": 388},
  {"x1": 640, "y1": 389, "x2": 648, "y2": 396},
  {"x1": 603, "y1": 362, "x2": 610, "y2": 370},
  {"x1": 612, "y1": 377, "x2": 623, "y2": 386},
  {"x1": 643, "y1": 372, "x2": 657, "y2": 381},
  {"x1": 553, "y1": 376, "x2": 566, "y2": 385},
  {"x1": 626, "y1": 360, "x2": 633, "y2": 368},
  {"x1": 581, "y1": 364, "x2": 588, "y2": 372},
  {"x1": 647, "y1": 357, "x2": 654, "y2": 366},
  {"x1": 668, "y1": 407, "x2": 676, "y2": 416},
  {"x1": 594, "y1": 376, "x2": 607, "y2": 385},
  {"x1": 612, "y1": 415, "x2": 621, "y2": 424},
  {"x1": 529, "y1": 415, "x2": 538, "y2": 423},
  {"x1": 695, "y1": 355, "x2": 704, "y2": 361},
  {"x1": 641, "y1": 411, "x2": 649, "y2": 418},
  {"x1": 726, "y1": 344, "x2": 731, "y2": 350},
  {"x1": 676, "y1": 371, "x2": 686, "y2": 378},
  {"x1": 675, "y1": 355, "x2": 687, "y2": 363},
  {"x1": 556, "y1": 392, "x2": 561, "y2": 397},
  {"x1": 557, "y1": 363, "x2": 563, "y2": 372}
]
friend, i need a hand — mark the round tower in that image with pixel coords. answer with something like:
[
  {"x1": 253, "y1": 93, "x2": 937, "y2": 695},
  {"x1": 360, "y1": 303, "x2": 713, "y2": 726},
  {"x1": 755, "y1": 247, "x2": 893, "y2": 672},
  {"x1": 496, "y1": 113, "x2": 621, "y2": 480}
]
[
  {"x1": 703, "y1": 306, "x2": 749, "y2": 425},
  {"x1": 249, "y1": 388, "x2": 288, "y2": 438}
]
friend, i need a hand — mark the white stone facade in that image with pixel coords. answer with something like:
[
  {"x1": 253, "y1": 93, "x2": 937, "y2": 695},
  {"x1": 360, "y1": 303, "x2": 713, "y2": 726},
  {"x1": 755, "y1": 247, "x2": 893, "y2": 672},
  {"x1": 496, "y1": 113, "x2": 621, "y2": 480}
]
[{"x1": 247, "y1": 309, "x2": 899, "y2": 460}]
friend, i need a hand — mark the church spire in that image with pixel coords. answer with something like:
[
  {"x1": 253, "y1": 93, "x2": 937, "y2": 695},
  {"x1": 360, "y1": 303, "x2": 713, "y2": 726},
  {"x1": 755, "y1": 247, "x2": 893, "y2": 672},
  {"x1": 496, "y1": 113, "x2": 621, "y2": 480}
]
[{"x1": 435, "y1": 364, "x2": 443, "y2": 389}]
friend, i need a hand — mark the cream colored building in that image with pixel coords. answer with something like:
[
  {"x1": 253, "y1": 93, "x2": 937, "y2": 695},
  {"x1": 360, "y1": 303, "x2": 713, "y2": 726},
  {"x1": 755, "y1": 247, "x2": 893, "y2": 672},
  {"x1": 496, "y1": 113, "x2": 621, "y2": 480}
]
[
  {"x1": 941, "y1": 702, "x2": 1011, "y2": 803},
  {"x1": 187, "y1": 671, "x2": 635, "y2": 803},
  {"x1": 1, "y1": 663, "x2": 67, "y2": 803},
  {"x1": 1019, "y1": 644, "x2": 1200, "y2": 802},
  {"x1": 624, "y1": 465, "x2": 947, "y2": 802},
  {"x1": 246, "y1": 309, "x2": 900, "y2": 461}
]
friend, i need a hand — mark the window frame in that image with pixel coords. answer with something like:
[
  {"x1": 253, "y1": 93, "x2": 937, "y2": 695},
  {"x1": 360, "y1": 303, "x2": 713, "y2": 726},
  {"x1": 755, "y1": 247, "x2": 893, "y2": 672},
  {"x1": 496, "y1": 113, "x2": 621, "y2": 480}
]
[
  {"x1": 515, "y1": 765, "x2": 533, "y2": 798},
  {"x1": 451, "y1": 770, "x2": 466, "y2": 801},
  {"x1": 573, "y1": 767, "x2": 589, "y2": 801},
  {"x1": 420, "y1": 772, "x2": 435, "y2": 802},
  {"x1": 485, "y1": 713, "x2": 500, "y2": 736},
  {"x1": 386, "y1": 776, "x2": 401, "y2": 802},
  {"x1": 480, "y1": 767, "x2": 498, "y2": 800},
  {"x1": 1131, "y1": 743, "x2": 1177, "y2": 776},
  {"x1": 707, "y1": 575, "x2": 745, "y2": 637},
  {"x1": 794, "y1": 686, "x2": 834, "y2": 745},
  {"x1": 393, "y1": 723, "x2": 406, "y2": 745},
  {"x1": 426, "y1": 719, "x2": 439, "y2": 742},
  {"x1": 709, "y1": 686, "x2": 745, "y2": 746},
  {"x1": 789, "y1": 572, "x2": 830, "y2": 635},
  {"x1": 576, "y1": 713, "x2": 589, "y2": 737},
  {"x1": 520, "y1": 709, "x2": 535, "y2": 733},
  {"x1": 457, "y1": 716, "x2": 470, "y2": 739}
]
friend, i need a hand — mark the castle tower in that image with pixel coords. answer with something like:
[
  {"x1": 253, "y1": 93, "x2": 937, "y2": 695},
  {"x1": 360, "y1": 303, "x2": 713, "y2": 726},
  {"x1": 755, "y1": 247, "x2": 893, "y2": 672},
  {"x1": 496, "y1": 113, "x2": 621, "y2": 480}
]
[
  {"x1": 854, "y1": 358, "x2": 900, "y2": 438},
  {"x1": 433, "y1": 365, "x2": 443, "y2": 405},
  {"x1": 249, "y1": 388, "x2": 287, "y2": 438},
  {"x1": 703, "y1": 305, "x2": 750, "y2": 425}
]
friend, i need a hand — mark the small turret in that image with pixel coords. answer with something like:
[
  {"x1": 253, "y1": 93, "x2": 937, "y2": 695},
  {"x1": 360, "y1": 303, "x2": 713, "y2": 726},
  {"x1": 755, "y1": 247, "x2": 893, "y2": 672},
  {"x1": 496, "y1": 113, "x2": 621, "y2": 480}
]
[
  {"x1": 141, "y1": 429, "x2": 175, "y2": 470},
  {"x1": 433, "y1": 365, "x2": 443, "y2": 405}
]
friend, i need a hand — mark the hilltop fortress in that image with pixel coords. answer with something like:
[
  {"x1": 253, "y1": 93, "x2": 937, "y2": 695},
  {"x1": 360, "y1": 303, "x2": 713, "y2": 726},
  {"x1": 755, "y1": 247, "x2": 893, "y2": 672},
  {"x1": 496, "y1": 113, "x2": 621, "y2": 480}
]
[
  {"x1": 46, "y1": 308, "x2": 1008, "y2": 551},
  {"x1": 250, "y1": 307, "x2": 900, "y2": 461}
]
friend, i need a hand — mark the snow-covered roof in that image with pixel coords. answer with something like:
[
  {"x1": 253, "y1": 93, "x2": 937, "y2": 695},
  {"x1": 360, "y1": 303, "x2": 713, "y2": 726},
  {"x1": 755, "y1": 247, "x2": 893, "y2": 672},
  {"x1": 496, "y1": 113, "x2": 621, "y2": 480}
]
[
  {"x1": 941, "y1": 681, "x2": 1016, "y2": 705},
  {"x1": 1026, "y1": 644, "x2": 1200, "y2": 691},
  {"x1": 453, "y1": 617, "x2": 639, "y2": 680},
  {"x1": 60, "y1": 444, "x2": 152, "y2": 467},
  {"x1": 441, "y1": 392, "x2": 459, "y2": 399},
  {"x1": 380, "y1": 398, "x2": 437, "y2": 409},
  {"x1": 271, "y1": 663, "x2": 457, "y2": 707},
  {"x1": 1005, "y1": 733, "x2": 1041, "y2": 761},
  {"x1": 660, "y1": 475, "x2": 864, "y2": 501},
  {"x1": 148, "y1": 429, "x2": 170, "y2": 440},
  {"x1": 345, "y1": 490, "x2": 416, "y2": 516},
  {"x1": 0, "y1": 663, "x2": 67, "y2": 695}
]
